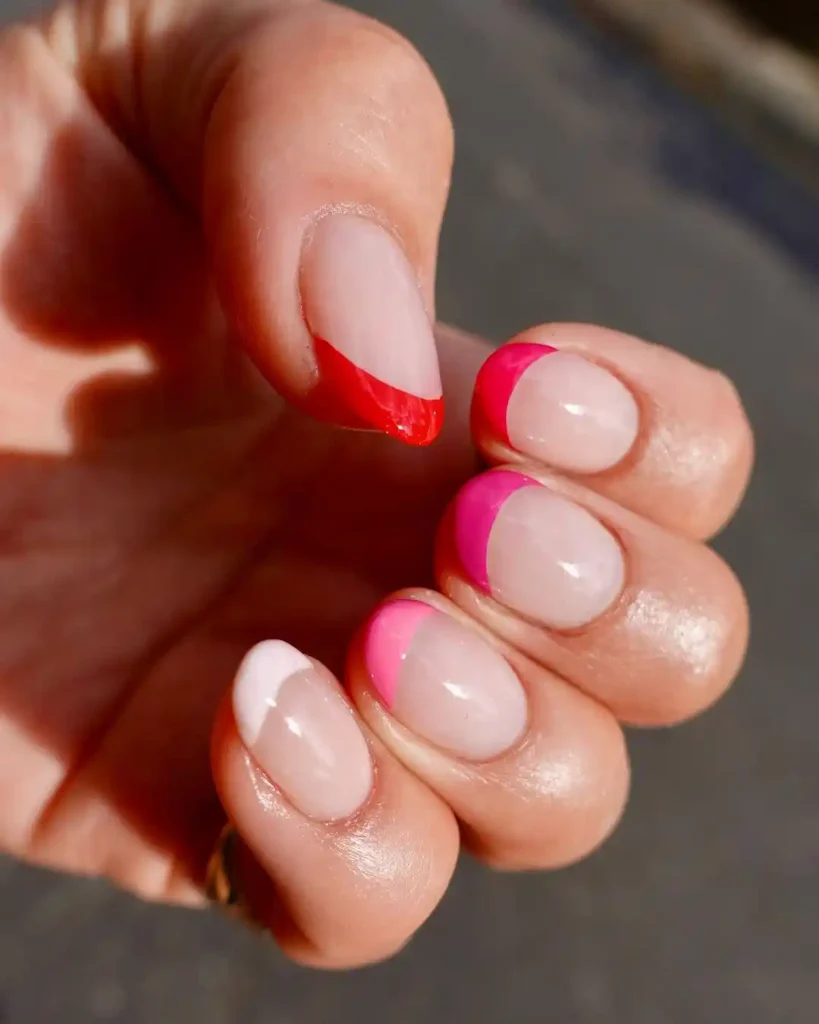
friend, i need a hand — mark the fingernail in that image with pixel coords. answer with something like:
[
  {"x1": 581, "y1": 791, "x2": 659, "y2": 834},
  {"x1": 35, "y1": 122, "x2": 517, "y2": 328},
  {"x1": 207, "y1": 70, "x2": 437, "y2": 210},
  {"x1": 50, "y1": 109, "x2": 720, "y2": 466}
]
[
  {"x1": 301, "y1": 215, "x2": 444, "y2": 446},
  {"x1": 453, "y1": 470, "x2": 625, "y2": 630},
  {"x1": 233, "y1": 641, "x2": 373, "y2": 822},
  {"x1": 473, "y1": 343, "x2": 639, "y2": 473},
  {"x1": 363, "y1": 600, "x2": 527, "y2": 761}
]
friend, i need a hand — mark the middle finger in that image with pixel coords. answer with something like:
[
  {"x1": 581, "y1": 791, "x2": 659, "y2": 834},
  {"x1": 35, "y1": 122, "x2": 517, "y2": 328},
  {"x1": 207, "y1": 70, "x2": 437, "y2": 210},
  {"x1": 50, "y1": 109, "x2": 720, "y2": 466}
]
[{"x1": 437, "y1": 467, "x2": 748, "y2": 726}]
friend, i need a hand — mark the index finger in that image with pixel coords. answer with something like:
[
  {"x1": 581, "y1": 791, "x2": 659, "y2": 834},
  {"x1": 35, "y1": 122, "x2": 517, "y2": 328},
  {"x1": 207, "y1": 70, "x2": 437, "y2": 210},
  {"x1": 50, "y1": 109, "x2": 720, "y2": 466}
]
[{"x1": 471, "y1": 323, "x2": 754, "y2": 540}]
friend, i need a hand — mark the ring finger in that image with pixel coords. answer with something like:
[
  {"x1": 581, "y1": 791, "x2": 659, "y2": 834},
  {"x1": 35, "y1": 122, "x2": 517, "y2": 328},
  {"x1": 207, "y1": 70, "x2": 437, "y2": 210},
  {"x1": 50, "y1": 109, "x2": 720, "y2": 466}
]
[{"x1": 347, "y1": 593, "x2": 629, "y2": 871}]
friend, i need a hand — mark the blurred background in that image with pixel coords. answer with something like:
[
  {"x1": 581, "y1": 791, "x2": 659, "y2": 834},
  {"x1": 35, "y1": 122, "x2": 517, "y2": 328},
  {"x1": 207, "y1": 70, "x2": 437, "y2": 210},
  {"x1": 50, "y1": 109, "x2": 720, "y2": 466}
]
[{"x1": 0, "y1": 0, "x2": 817, "y2": 1021}]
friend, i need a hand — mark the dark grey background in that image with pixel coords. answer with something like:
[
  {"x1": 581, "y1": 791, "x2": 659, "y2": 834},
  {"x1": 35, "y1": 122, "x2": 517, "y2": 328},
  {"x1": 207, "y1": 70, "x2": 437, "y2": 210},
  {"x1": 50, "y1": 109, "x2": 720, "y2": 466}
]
[{"x1": 1, "y1": 0, "x2": 818, "y2": 1021}]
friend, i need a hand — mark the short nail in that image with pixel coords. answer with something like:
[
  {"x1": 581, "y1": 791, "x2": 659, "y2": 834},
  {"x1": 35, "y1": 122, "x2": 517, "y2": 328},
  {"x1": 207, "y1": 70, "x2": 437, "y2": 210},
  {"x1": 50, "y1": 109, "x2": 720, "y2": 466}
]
[
  {"x1": 364, "y1": 600, "x2": 527, "y2": 761},
  {"x1": 454, "y1": 470, "x2": 625, "y2": 630},
  {"x1": 233, "y1": 641, "x2": 373, "y2": 822},
  {"x1": 473, "y1": 343, "x2": 639, "y2": 473},
  {"x1": 301, "y1": 215, "x2": 444, "y2": 446}
]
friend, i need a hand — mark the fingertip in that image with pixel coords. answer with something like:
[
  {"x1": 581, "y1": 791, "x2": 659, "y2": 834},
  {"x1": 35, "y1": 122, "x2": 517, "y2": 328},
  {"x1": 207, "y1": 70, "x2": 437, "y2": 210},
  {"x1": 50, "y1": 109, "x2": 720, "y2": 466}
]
[
  {"x1": 210, "y1": 641, "x2": 460, "y2": 966},
  {"x1": 348, "y1": 592, "x2": 632, "y2": 873},
  {"x1": 474, "y1": 323, "x2": 753, "y2": 538},
  {"x1": 472, "y1": 338, "x2": 640, "y2": 475},
  {"x1": 471, "y1": 341, "x2": 556, "y2": 446},
  {"x1": 302, "y1": 215, "x2": 444, "y2": 445},
  {"x1": 310, "y1": 332, "x2": 444, "y2": 446},
  {"x1": 199, "y1": 5, "x2": 451, "y2": 448}
]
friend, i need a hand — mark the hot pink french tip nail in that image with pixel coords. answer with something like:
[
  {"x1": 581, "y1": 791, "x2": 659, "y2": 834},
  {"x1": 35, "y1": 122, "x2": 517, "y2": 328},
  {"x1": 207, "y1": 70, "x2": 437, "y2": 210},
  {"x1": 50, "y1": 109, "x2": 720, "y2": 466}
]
[
  {"x1": 453, "y1": 470, "x2": 538, "y2": 591},
  {"x1": 452, "y1": 469, "x2": 625, "y2": 630}
]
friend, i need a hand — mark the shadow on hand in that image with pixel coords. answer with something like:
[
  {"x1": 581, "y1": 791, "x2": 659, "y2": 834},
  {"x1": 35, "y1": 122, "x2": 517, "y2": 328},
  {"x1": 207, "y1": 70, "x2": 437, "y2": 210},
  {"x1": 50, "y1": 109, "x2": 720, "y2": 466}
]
[
  {"x1": 0, "y1": 24, "x2": 282, "y2": 890},
  {"x1": 0, "y1": 12, "x2": 472, "y2": 897}
]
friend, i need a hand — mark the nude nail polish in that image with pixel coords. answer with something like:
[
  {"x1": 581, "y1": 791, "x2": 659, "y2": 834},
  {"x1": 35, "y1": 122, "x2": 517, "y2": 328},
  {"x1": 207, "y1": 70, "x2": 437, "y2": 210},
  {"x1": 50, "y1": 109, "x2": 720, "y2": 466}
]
[
  {"x1": 453, "y1": 470, "x2": 625, "y2": 630},
  {"x1": 233, "y1": 641, "x2": 373, "y2": 822},
  {"x1": 473, "y1": 343, "x2": 639, "y2": 473},
  {"x1": 364, "y1": 600, "x2": 527, "y2": 761},
  {"x1": 302, "y1": 215, "x2": 444, "y2": 446}
]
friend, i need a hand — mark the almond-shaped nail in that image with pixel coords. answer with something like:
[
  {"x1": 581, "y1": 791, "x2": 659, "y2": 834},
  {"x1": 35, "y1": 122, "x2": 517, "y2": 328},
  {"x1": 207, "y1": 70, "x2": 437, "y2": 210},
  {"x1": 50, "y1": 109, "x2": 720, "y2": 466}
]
[
  {"x1": 473, "y1": 343, "x2": 639, "y2": 473},
  {"x1": 233, "y1": 641, "x2": 373, "y2": 822},
  {"x1": 302, "y1": 215, "x2": 444, "y2": 446},
  {"x1": 364, "y1": 600, "x2": 527, "y2": 761},
  {"x1": 453, "y1": 470, "x2": 625, "y2": 630}
]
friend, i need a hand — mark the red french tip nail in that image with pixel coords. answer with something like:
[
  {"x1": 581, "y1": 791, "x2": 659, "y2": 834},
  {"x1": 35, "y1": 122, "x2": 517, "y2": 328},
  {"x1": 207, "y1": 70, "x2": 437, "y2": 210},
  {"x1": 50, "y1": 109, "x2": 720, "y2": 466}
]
[{"x1": 314, "y1": 336, "x2": 444, "y2": 446}]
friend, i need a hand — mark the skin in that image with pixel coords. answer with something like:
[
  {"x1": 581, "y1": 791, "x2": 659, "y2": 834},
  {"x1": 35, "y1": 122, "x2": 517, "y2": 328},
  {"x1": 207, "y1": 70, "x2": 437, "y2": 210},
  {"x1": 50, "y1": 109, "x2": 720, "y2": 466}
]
[{"x1": 0, "y1": 0, "x2": 752, "y2": 968}]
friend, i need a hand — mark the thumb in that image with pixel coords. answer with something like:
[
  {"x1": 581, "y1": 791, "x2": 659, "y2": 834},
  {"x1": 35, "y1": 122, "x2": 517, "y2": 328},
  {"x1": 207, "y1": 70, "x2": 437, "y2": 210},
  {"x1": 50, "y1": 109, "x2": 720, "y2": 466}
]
[{"x1": 48, "y1": 0, "x2": 454, "y2": 445}]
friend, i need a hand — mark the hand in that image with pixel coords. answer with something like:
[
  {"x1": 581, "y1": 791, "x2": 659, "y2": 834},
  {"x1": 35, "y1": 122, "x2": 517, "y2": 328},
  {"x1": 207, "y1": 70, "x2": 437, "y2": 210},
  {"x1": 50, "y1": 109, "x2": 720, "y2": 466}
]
[{"x1": 0, "y1": 0, "x2": 752, "y2": 969}]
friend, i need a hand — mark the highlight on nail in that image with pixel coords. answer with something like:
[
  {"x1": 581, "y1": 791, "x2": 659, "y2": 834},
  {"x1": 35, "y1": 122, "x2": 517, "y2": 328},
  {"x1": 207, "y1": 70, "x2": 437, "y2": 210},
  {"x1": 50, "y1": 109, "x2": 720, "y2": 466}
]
[
  {"x1": 453, "y1": 470, "x2": 626, "y2": 630},
  {"x1": 233, "y1": 640, "x2": 373, "y2": 822},
  {"x1": 363, "y1": 599, "x2": 527, "y2": 761},
  {"x1": 473, "y1": 342, "x2": 639, "y2": 473}
]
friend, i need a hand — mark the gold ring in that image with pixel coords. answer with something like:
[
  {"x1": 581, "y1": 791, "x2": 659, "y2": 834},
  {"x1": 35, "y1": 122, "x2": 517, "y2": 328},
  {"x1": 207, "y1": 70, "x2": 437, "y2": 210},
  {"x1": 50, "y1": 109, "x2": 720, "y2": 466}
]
[{"x1": 205, "y1": 823, "x2": 265, "y2": 931}]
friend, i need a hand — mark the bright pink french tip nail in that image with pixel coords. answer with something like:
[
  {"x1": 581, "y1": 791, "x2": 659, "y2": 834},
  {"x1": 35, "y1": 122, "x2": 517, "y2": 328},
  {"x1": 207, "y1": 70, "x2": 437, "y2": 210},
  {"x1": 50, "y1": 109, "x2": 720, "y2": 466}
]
[
  {"x1": 363, "y1": 599, "x2": 528, "y2": 761},
  {"x1": 473, "y1": 341, "x2": 639, "y2": 474},
  {"x1": 472, "y1": 343, "x2": 556, "y2": 444},
  {"x1": 453, "y1": 470, "x2": 626, "y2": 630},
  {"x1": 363, "y1": 599, "x2": 436, "y2": 708}
]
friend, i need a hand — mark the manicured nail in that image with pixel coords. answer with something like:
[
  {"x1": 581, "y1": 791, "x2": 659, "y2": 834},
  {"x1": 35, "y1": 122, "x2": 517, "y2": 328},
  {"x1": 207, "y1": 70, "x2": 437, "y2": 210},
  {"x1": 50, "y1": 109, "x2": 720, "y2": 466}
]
[
  {"x1": 364, "y1": 600, "x2": 527, "y2": 761},
  {"x1": 473, "y1": 343, "x2": 639, "y2": 473},
  {"x1": 301, "y1": 215, "x2": 444, "y2": 446},
  {"x1": 233, "y1": 641, "x2": 373, "y2": 822},
  {"x1": 453, "y1": 470, "x2": 625, "y2": 630}
]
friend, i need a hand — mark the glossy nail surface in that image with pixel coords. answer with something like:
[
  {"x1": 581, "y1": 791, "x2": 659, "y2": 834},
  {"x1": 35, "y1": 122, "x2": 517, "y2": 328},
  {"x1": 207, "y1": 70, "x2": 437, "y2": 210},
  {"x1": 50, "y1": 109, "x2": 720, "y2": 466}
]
[
  {"x1": 474, "y1": 343, "x2": 638, "y2": 473},
  {"x1": 364, "y1": 600, "x2": 527, "y2": 761},
  {"x1": 454, "y1": 470, "x2": 625, "y2": 630},
  {"x1": 233, "y1": 641, "x2": 373, "y2": 821},
  {"x1": 302, "y1": 215, "x2": 443, "y2": 445}
]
